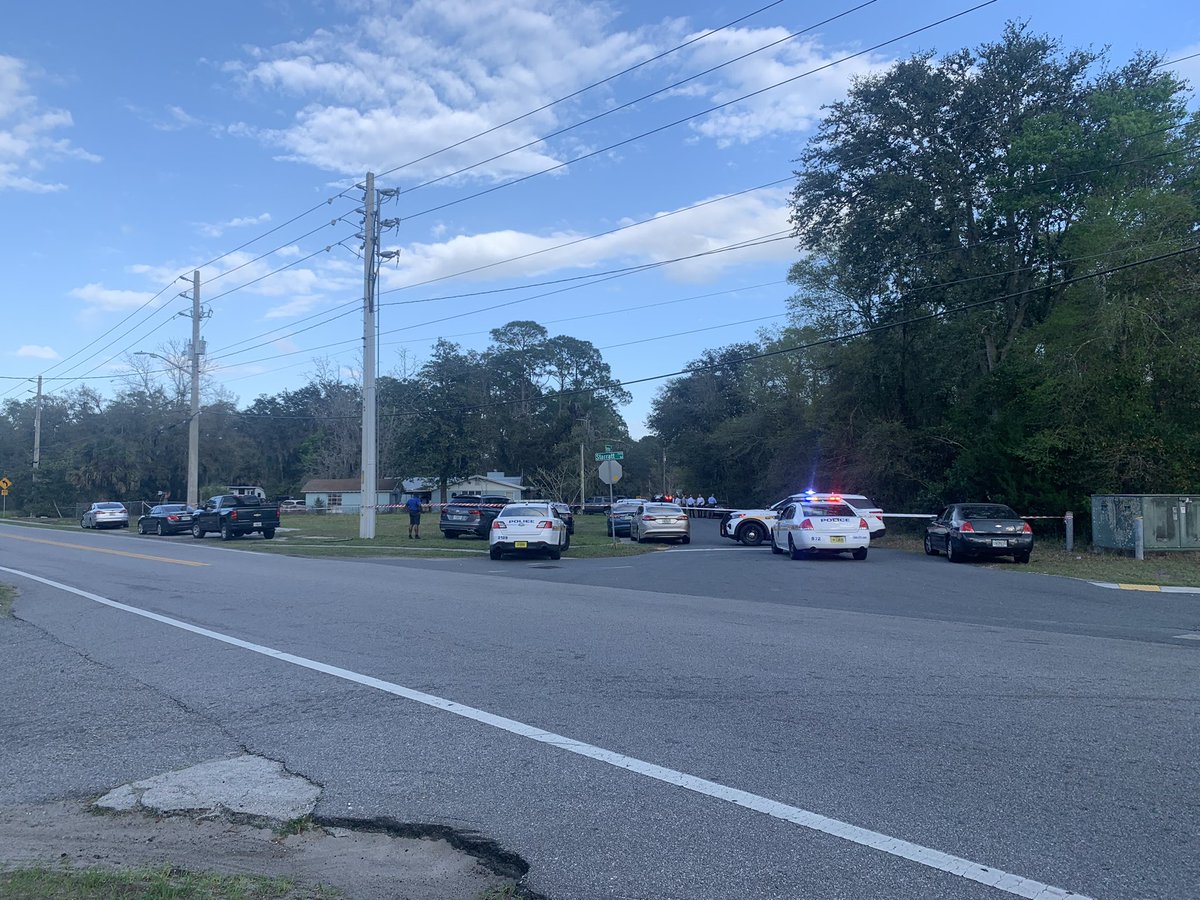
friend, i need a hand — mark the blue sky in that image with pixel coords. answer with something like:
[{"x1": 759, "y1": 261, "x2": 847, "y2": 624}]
[{"x1": 3, "y1": 0, "x2": 1198, "y2": 437}]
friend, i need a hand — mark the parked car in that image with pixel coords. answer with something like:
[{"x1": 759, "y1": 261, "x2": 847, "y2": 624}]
[
  {"x1": 191, "y1": 494, "x2": 281, "y2": 540},
  {"x1": 81, "y1": 502, "x2": 129, "y2": 529},
  {"x1": 771, "y1": 496, "x2": 871, "y2": 560},
  {"x1": 925, "y1": 503, "x2": 1033, "y2": 563},
  {"x1": 551, "y1": 502, "x2": 575, "y2": 537},
  {"x1": 440, "y1": 494, "x2": 513, "y2": 538},
  {"x1": 629, "y1": 502, "x2": 691, "y2": 544},
  {"x1": 489, "y1": 502, "x2": 569, "y2": 560},
  {"x1": 582, "y1": 496, "x2": 611, "y2": 514},
  {"x1": 136, "y1": 504, "x2": 195, "y2": 535},
  {"x1": 606, "y1": 498, "x2": 645, "y2": 537},
  {"x1": 279, "y1": 499, "x2": 307, "y2": 514}
]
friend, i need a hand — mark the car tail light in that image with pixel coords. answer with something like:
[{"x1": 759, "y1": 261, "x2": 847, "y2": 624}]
[
  {"x1": 800, "y1": 519, "x2": 813, "y2": 530},
  {"x1": 468, "y1": 508, "x2": 480, "y2": 516},
  {"x1": 642, "y1": 515, "x2": 655, "y2": 521},
  {"x1": 536, "y1": 521, "x2": 553, "y2": 529},
  {"x1": 859, "y1": 518, "x2": 868, "y2": 529},
  {"x1": 492, "y1": 520, "x2": 506, "y2": 529},
  {"x1": 960, "y1": 521, "x2": 974, "y2": 532},
  {"x1": 230, "y1": 510, "x2": 238, "y2": 521},
  {"x1": 168, "y1": 515, "x2": 178, "y2": 522},
  {"x1": 677, "y1": 516, "x2": 688, "y2": 522},
  {"x1": 1022, "y1": 522, "x2": 1032, "y2": 533}
]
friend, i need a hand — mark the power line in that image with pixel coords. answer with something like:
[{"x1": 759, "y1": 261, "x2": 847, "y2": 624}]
[
  {"x1": 375, "y1": 0, "x2": 794, "y2": 181},
  {"x1": 399, "y1": 1, "x2": 998, "y2": 221}
]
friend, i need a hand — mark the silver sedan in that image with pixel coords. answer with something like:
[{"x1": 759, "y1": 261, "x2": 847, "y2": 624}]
[
  {"x1": 629, "y1": 502, "x2": 691, "y2": 544},
  {"x1": 81, "y1": 502, "x2": 129, "y2": 529}
]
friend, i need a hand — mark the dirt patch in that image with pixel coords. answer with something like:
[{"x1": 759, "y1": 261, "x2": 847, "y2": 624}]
[{"x1": 0, "y1": 800, "x2": 522, "y2": 899}]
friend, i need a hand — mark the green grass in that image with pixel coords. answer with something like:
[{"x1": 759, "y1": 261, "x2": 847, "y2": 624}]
[
  {"x1": 874, "y1": 532, "x2": 1200, "y2": 587},
  {"x1": 228, "y1": 510, "x2": 660, "y2": 560},
  {"x1": 0, "y1": 583, "x2": 14, "y2": 616},
  {"x1": 0, "y1": 864, "x2": 337, "y2": 898}
]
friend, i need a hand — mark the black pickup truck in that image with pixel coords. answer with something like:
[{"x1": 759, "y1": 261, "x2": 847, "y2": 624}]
[{"x1": 191, "y1": 494, "x2": 281, "y2": 540}]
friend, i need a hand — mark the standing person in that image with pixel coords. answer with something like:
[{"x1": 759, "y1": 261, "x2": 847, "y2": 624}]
[
  {"x1": 708, "y1": 494, "x2": 718, "y2": 517},
  {"x1": 405, "y1": 494, "x2": 424, "y2": 539}
]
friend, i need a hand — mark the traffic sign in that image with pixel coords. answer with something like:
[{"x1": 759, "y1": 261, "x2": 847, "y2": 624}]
[
  {"x1": 0, "y1": 477, "x2": 10, "y2": 490},
  {"x1": 597, "y1": 460, "x2": 623, "y2": 484},
  {"x1": 0, "y1": 488, "x2": 7, "y2": 497},
  {"x1": 594, "y1": 451, "x2": 624, "y2": 461}
]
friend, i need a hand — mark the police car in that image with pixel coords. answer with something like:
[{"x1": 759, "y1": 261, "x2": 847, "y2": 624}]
[
  {"x1": 769, "y1": 494, "x2": 871, "y2": 560},
  {"x1": 721, "y1": 491, "x2": 885, "y2": 545},
  {"x1": 489, "y1": 502, "x2": 569, "y2": 560}
]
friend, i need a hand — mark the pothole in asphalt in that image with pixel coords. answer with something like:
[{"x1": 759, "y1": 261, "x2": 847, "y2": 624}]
[{"x1": 0, "y1": 754, "x2": 533, "y2": 899}]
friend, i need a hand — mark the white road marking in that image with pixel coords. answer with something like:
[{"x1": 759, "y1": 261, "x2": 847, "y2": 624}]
[
  {"x1": 663, "y1": 547, "x2": 752, "y2": 553},
  {"x1": 1174, "y1": 633, "x2": 1200, "y2": 640},
  {"x1": 1, "y1": 563, "x2": 1091, "y2": 900}
]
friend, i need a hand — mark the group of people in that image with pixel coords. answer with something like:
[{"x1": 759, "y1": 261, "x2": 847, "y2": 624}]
[{"x1": 652, "y1": 493, "x2": 721, "y2": 517}]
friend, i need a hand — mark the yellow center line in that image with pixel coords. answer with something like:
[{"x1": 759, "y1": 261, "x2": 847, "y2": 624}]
[
  {"x1": 0, "y1": 532, "x2": 208, "y2": 567},
  {"x1": 1117, "y1": 583, "x2": 1162, "y2": 592}
]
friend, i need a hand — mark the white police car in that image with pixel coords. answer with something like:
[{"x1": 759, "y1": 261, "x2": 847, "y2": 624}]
[
  {"x1": 489, "y1": 502, "x2": 569, "y2": 560},
  {"x1": 722, "y1": 490, "x2": 885, "y2": 545},
  {"x1": 770, "y1": 495, "x2": 871, "y2": 560}
]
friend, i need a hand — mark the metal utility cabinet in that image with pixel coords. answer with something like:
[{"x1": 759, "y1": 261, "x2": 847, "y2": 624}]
[{"x1": 1092, "y1": 494, "x2": 1200, "y2": 551}]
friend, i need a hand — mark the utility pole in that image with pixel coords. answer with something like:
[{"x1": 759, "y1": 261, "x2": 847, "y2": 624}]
[
  {"x1": 186, "y1": 270, "x2": 201, "y2": 508},
  {"x1": 360, "y1": 172, "x2": 378, "y2": 539},
  {"x1": 32, "y1": 375, "x2": 43, "y2": 481},
  {"x1": 579, "y1": 440, "x2": 585, "y2": 508},
  {"x1": 358, "y1": 175, "x2": 401, "y2": 540}
]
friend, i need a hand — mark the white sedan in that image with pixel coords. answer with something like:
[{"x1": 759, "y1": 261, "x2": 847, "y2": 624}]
[
  {"x1": 770, "y1": 496, "x2": 870, "y2": 560},
  {"x1": 489, "y1": 502, "x2": 569, "y2": 560}
]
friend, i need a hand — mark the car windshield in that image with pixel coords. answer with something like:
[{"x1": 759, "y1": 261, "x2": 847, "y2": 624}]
[
  {"x1": 960, "y1": 504, "x2": 1019, "y2": 519},
  {"x1": 802, "y1": 503, "x2": 856, "y2": 517},
  {"x1": 500, "y1": 506, "x2": 549, "y2": 518},
  {"x1": 645, "y1": 505, "x2": 683, "y2": 515},
  {"x1": 96, "y1": 502, "x2": 124, "y2": 510},
  {"x1": 611, "y1": 502, "x2": 641, "y2": 514}
]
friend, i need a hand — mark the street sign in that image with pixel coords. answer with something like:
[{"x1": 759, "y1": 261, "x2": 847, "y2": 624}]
[
  {"x1": 0, "y1": 489, "x2": 7, "y2": 497},
  {"x1": 597, "y1": 460, "x2": 623, "y2": 484},
  {"x1": 594, "y1": 451, "x2": 624, "y2": 461},
  {"x1": 0, "y1": 477, "x2": 10, "y2": 490}
]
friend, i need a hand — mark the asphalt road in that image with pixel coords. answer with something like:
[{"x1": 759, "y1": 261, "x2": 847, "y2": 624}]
[{"x1": 1, "y1": 519, "x2": 1197, "y2": 900}]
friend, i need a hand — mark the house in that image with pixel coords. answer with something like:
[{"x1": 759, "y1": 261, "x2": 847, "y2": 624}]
[
  {"x1": 299, "y1": 478, "x2": 406, "y2": 513},
  {"x1": 403, "y1": 471, "x2": 528, "y2": 504}
]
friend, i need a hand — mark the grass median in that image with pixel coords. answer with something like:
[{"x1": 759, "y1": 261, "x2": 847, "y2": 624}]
[
  {"x1": 875, "y1": 529, "x2": 1200, "y2": 587},
  {"x1": 0, "y1": 865, "x2": 333, "y2": 899},
  {"x1": 221, "y1": 510, "x2": 660, "y2": 560}
]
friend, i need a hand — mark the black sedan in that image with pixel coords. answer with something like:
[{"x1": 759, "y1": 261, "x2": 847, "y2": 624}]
[
  {"x1": 439, "y1": 495, "x2": 513, "y2": 538},
  {"x1": 137, "y1": 504, "x2": 196, "y2": 536},
  {"x1": 925, "y1": 503, "x2": 1033, "y2": 563},
  {"x1": 606, "y1": 499, "x2": 645, "y2": 537}
]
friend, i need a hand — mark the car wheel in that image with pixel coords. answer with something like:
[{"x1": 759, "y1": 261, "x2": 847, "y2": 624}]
[
  {"x1": 1015, "y1": 551, "x2": 1031, "y2": 564},
  {"x1": 489, "y1": 546, "x2": 502, "y2": 561},
  {"x1": 788, "y1": 535, "x2": 804, "y2": 561},
  {"x1": 191, "y1": 522, "x2": 204, "y2": 538},
  {"x1": 562, "y1": 534, "x2": 571, "y2": 552},
  {"x1": 853, "y1": 546, "x2": 868, "y2": 561},
  {"x1": 770, "y1": 535, "x2": 783, "y2": 554},
  {"x1": 681, "y1": 534, "x2": 691, "y2": 545},
  {"x1": 924, "y1": 535, "x2": 938, "y2": 556},
  {"x1": 221, "y1": 523, "x2": 234, "y2": 541},
  {"x1": 80, "y1": 518, "x2": 88, "y2": 529},
  {"x1": 548, "y1": 547, "x2": 561, "y2": 561},
  {"x1": 443, "y1": 531, "x2": 458, "y2": 539},
  {"x1": 157, "y1": 521, "x2": 166, "y2": 536},
  {"x1": 740, "y1": 523, "x2": 765, "y2": 546},
  {"x1": 946, "y1": 538, "x2": 960, "y2": 563},
  {"x1": 263, "y1": 528, "x2": 276, "y2": 540}
]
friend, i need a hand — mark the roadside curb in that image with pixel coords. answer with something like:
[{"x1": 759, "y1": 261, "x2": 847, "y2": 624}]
[{"x1": 1090, "y1": 581, "x2": 1200, "y2": 594}]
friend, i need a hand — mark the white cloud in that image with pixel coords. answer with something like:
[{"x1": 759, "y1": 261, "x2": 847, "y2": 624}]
[
  {"x1": 0, "y1": 55, "x2": 99, "y2": 192},
  {"x1": 69, "y1": 283, "x2": 158, "y2": 313},
  {"x1": 675, "y1": 28, "x2": 892, "y2": 145},
  {"x1": 377, "y1": 186, "x2": 793, "y2": 292},
  {"x1": 16, "y1": 344, "x2": 59, "y2": 359},
  {"x1": 224, "y1": 0, "x2": 660, "y2": 180},
  {"x1": 198, "y1": 211, "x2": 273, "y2": 237}
]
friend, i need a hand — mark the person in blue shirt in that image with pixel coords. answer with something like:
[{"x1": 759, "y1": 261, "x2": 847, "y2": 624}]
[{"x1": 405, "y1": 495, "x2": 424, "y2": 539}]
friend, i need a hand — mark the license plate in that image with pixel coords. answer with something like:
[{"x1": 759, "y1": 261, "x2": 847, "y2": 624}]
[
  {"x1": 449, "y1": 515, "x2": 466, "y2": 521},
  {"x1": 830, "y1": 535, "x2": 845, "y2": 543},
  {"x1": 515, "y1": 541, "x2": 528, "y2": 549},
  {"x1": 992, "y1": 539, "x2": 1007, "y2": 547},
  {"x1": 253, "y1": 522, "x2": 263, "y2": 528}
]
